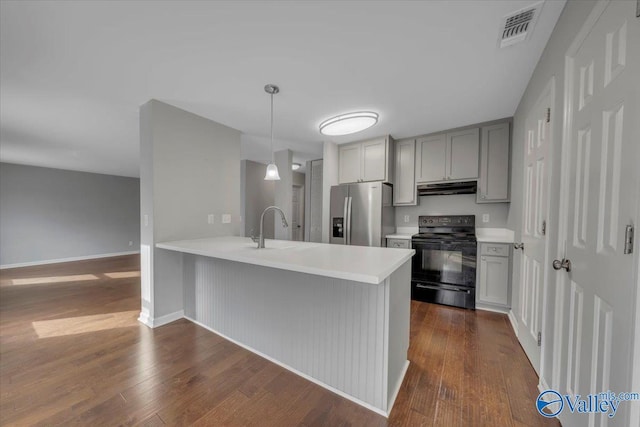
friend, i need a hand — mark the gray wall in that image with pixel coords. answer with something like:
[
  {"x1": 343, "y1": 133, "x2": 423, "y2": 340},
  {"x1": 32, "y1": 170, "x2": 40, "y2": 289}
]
[
  {"x1": 241, "y1": 159, "x2": 275, "y2": 239},
  {"x1": 0, "y1": 162, "x2": 140, "y2": 267},
  {"x1": 139, "y1": 100, "x2": 241, "y2": 322},
  {"x1": 274, "y1": 149, "x2": 293, "y2": 240},
  {"x1": 509, "y1": 0, "x2": 597, "y2": 388},
  {"x1": 395, "y1": 194, "x2": 509, "y2": 228}
]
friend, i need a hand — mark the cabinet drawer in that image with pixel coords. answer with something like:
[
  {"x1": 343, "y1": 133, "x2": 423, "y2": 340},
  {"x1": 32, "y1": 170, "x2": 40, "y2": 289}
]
[
  {"x1": 387, "y1": 238, "x2": 410, "y2": 249},
  {"x1": 480, "y1": 243, "x2": 510, "y2": 257}
]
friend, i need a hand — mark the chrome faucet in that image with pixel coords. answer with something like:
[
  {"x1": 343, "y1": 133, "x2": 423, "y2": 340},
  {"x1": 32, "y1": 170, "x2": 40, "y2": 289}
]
[{"x1": 257, "y1": 206, "x2": 289, "y2": 248}]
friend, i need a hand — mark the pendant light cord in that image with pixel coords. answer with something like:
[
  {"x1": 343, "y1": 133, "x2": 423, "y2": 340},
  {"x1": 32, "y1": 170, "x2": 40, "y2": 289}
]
[{"x1": 270, "y1": 92, "x2": 274, "y2": 164}]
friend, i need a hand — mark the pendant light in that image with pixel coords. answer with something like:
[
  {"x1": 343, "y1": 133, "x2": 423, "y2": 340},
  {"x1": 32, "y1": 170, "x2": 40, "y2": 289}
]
[{"x1": 264, "y1": 84, "x2": 281, "y2": 180}]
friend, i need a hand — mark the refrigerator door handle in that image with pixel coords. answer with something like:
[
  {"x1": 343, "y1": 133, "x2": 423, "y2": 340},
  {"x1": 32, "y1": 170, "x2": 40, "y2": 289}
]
[
  {"x1": 346, "y1": 196, "x2": 353, "y2": 245},
  {"x1": 343, "y1": 197, "x2": 349, "y2": 244}
]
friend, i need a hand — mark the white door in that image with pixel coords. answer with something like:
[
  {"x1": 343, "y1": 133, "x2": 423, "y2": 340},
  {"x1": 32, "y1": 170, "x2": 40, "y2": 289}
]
[
  {"x1": 518, "y1": 79, "x2": 554, "y2": 375},
  {"x1": 292, "y1": 185, "x2": 304, "y2": 241},
  {"x1": 554, "y1": 2, "x2": 638, "y2": 426}
]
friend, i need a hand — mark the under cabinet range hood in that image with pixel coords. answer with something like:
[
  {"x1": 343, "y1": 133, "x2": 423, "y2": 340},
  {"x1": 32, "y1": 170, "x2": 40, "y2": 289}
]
[{"x1": 417, "y1": 181, "x2": 477, "y2": 196}]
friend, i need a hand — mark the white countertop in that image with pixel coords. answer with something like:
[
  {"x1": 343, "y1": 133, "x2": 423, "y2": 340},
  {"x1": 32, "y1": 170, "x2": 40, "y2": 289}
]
[
  {"x1": 385, "y1": 234, "x2": 413, "y2": 240},
  {"x1": 156, "y1": 236, "x2": 414, "y2": 285},
  {"x1": 386, "y1": 226, "x2": 417, "y2": 240},
  {"x1": 475, "y1": 228, "x2": 515, "y2": 243}
]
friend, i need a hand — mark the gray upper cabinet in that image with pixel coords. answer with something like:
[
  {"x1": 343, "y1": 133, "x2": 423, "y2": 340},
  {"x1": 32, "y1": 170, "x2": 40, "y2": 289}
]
[
  {"x1": 477, "y1": 121, "x2": 510, "y2": 203},
  {"x1": 362, "y1": 139, "x2": 386, "y2": 182},
  {"x1": 447, "y1": 128, "x2": 479, "y2": 180},
  {"x1": 416, "y1": 128, "x2": 479, "y2": 183},
  {"x1": 338, "y1": 143, "x2": 362, "y2": 184},
  {"x1": 393, "y1": 139, "x2": 417, "y2": 206},
  {"x1": 338, "y1": 136, "x2": 392, "y2": 184},
  {"x1": 416, "y1": 134, "x2": 447, "y2": 182}
]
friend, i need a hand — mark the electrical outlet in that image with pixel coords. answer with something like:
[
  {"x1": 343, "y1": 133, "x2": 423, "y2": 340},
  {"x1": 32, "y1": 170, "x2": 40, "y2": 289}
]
[
  {"x1": 482, "y1": 214, "x2": 490, "y2": 223},
  {"x1": 207, "y1": 214, "x2": 215, "y2": 224},
  {"x1": 222, "y1": 214, "x2": 231, "y2": 224},
  {"x1": 404, "y1": 215, "x2": 410, "y2": 223},
  {"x1": 128, "y1": 241, "x2": 133, "y2": 246}
]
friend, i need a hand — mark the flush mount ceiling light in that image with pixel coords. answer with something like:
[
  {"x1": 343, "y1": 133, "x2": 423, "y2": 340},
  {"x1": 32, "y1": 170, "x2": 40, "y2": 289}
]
[
  {"x1": 319, "y1": 111, "x2": 379, "y2": 136},
  {"x1": 264, "y1": 84, "x2": 280, "y2": 181},
  {"x1": 292, "y1": 163, "x2": 301, "y2": 171}
]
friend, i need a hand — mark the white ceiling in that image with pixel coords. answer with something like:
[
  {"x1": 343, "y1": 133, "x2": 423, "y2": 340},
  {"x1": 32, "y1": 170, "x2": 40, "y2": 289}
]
[{"x1": 0, "y1": 0, "x2": 565, "y2": 178}]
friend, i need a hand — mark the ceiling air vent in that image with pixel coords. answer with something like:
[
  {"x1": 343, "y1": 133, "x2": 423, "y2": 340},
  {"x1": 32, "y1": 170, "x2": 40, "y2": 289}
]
[{"x1": 499, "y1": 2, "x2": 543, "y2": 48}]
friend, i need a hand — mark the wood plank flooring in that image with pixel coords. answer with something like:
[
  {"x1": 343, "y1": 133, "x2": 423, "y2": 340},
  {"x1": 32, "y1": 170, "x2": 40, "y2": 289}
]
[{"x1": 0, "y1": 255, "x2": 559, "y2": 426}]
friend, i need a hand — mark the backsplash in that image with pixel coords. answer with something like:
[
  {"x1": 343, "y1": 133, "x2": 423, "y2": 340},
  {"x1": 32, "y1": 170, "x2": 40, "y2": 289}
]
[{"x1": 395, "y1": 194, "x2": 510, "y2": 228}]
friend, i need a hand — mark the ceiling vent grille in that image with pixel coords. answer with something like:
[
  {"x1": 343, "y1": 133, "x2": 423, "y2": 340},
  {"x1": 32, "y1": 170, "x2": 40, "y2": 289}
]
[{"x1": 499, "y1": 2, "x2": 542, "y2": 48}]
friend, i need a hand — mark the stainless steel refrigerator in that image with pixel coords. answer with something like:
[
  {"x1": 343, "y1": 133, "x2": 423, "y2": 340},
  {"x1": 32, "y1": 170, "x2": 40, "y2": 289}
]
[{"x1": 330, "y1": 182, "x2": 395, "y2": 247}]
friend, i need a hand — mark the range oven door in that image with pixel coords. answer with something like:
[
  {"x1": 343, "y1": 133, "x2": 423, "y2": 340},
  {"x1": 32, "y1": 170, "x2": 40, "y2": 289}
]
[{"x1": 411, "y1": 239, "x2": 476, "y2": 288}]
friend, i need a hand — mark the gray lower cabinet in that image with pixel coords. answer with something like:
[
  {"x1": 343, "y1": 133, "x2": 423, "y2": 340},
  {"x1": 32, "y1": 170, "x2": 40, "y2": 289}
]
[
  {"x1": 477, "y1": 243, "x2": 511, "y2": 309},
  {"x1": 477, "y1": 121, "x2": 511, "y2": 203},
  {"x1": 386, "y1": 238, "x2": 410, "y2": 249},
  {"x1": 393, "y1": 139, "x2": 417, "y2": 206}
]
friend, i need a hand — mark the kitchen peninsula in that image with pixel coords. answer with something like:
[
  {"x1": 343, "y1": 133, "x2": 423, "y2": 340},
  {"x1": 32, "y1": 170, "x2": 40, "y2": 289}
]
[{"x1": 156, "y1": 236, "x2": 414, "y2": 416}]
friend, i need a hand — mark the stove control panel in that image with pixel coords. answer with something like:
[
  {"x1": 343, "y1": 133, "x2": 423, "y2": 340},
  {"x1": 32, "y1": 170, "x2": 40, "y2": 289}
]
[{"x1": 419, "y1": 215, "x2": 475, "y2": 227}]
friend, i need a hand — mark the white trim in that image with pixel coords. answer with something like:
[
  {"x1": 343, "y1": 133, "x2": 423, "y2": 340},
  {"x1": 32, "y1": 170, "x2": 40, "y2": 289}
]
[
  {"x1": 387, "y1": 360, "x2": 410, "y2": 412},
  {"x1": 139, "y1": 310, "x2": 184, "y2": 328},
  {"x1": 476, "y1": 304, "x2": 510, "y2": 314},
  {"x1": 137, "y1": 309, "x2": 152, "y2": 327},
  {"x1": 0, "y1": 251, "x2": 140, "y2": 270},
  {"x1": 184, "y1": 315, "x2": 391, "y2": 418},
  {"x1": 508, "y1": 310, "x2": 519, "y2": 337}
]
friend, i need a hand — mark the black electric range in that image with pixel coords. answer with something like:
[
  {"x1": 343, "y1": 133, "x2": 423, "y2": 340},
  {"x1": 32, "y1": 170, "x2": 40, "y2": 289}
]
[{"x1": 411, "y1": 215, "x2": 477, "y2": 309}]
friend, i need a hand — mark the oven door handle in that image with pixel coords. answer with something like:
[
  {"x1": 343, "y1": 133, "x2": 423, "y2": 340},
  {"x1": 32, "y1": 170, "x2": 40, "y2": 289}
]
[{"x1": 415, "y1": 283, "x2": 471, "y2": 293}]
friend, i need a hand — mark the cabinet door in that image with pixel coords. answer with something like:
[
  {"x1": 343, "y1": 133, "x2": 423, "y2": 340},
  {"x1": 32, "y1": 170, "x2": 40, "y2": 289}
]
[
  {"x1": 478, "y1": 254, "x2": 509, "y2": 306},
  {"x1": 361, "y1": 138, "x2": 386, "y2": 182},
  {"x1": 338, "y1": 143, "x2": 361, "y2": 184},
  {"x1": 387, "y1": 238, "x2": 410, "y2": 248},
  {"x1": 416, "y1": 134, "x2": 447, "y2": 183},
  {"x1": 478, "y1": 122, "x2": 510, "y2": 202},
  {"x1": 447, "y1": 128, "x2": 479, "y2": 180},
  {"x1": 393, "y1": 139, "x2": 417, "y2": 205}
]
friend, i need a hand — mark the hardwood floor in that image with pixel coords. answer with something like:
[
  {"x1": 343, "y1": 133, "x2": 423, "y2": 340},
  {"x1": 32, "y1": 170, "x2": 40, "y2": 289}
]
[{"x1": 0, "y1": 255, "x2": 559, "y2": 426}]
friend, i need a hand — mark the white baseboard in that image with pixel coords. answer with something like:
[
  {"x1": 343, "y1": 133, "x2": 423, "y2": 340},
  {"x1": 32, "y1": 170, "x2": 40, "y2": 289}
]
[
  {"x1": 0, "y1": 250, "x2": 140, "y2": 270},
  {"x1": 476, "y1": 303, "x2": 510, "y2": 314},
  {"x1": 184, "y1": 315, "x2": 391, "y2": 418},
  {"x1": 137, "y1": 309, "x2": 152, "y2": 328},
  {"x1": 508, "y1": 310, "x2": 518, "y2": 337},
  {"x1": 138, "y1": 310, "x2": 184, "y2": 328}
]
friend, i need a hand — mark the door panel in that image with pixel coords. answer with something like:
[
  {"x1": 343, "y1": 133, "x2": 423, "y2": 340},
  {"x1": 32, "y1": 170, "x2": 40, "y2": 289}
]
[
  {"x1": 349, "y1": 183, "x2": 382, "y2": 247},
  {"x1": 329, "y1": 185, "x2": 348, "y2": 245},
  {"x1": 554, "y1": 2, "x2": 638, "y2": 426},
  {"x1": 519, "y1": 80, "x2": 553, "y2": 375}
]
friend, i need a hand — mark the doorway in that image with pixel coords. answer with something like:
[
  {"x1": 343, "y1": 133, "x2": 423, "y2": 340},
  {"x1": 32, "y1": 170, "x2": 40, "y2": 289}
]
[{"x1": 292, "y1": 185, "x2": 304, "y2": 241}]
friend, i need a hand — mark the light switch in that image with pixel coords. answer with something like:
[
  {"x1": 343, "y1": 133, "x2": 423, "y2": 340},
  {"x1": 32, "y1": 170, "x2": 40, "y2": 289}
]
[
  {"x1": 404, "y1": 215, "x2": 410, "y2": 223},
  {"x1": 143, "y1": 214, "x2": 149, "y2": 226},
  {"x1": 208, "y1": 214, "x2": 215, "y2": 224},
  {"x1": 482, "y1": 214, "x2": 490, "y2": 223},
  {"x1": 222, "y1": 214, "x2": 231, "y2": 224}
]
